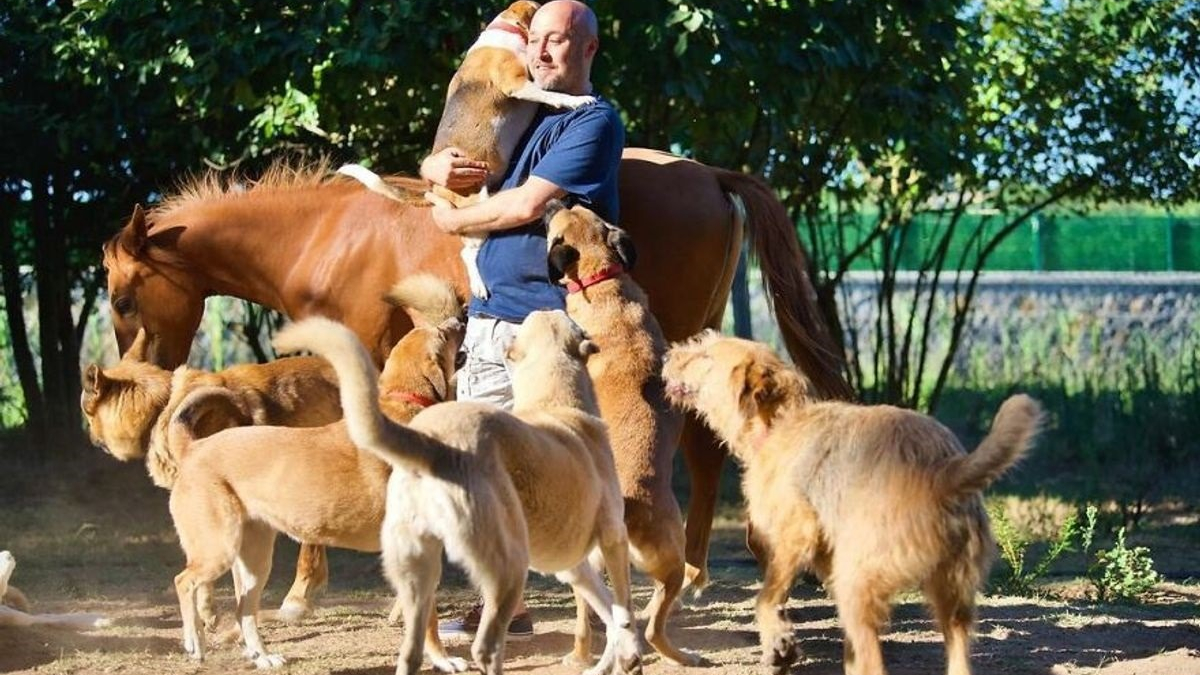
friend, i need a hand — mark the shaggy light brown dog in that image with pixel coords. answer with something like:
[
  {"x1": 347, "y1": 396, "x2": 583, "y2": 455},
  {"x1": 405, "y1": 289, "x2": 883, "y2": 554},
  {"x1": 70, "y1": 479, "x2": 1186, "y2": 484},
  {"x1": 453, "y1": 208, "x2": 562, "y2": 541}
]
[
  {"x1": 275, "y1": 309, "x2": 642, "y2": 675},
  {"x1": 662, "y1": 332, "x2": 1042, "y2": 675},
  {"x1": 81, "y1": 332, "x2": 342, "y2": 621},
  {"x1": 545, "y1": 201, "x2": 696, "y2": 666},
  {"x1": 0, "y1": 550, "x2": 110, "y2": 630}
]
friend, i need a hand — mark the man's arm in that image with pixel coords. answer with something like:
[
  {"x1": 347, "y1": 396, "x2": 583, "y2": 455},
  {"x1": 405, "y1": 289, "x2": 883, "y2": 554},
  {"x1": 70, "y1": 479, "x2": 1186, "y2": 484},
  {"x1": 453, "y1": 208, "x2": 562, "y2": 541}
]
[{"x1": 426, "y1": 176, "x2": 566, "y2": 235}]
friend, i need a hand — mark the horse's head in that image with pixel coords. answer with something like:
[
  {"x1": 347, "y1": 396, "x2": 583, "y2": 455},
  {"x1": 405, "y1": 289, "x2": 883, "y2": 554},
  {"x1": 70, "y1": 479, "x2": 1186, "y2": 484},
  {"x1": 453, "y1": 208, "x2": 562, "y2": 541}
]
[{"x1": 103, "y1": 205, "x2": 206, "y2": 369}]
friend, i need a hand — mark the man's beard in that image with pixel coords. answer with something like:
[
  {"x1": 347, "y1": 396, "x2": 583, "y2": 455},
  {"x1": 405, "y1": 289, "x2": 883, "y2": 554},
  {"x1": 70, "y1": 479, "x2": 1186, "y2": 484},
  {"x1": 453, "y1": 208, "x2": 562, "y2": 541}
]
[{"x1": 532, "y1": 70, "x2": 565, "y2": 92}]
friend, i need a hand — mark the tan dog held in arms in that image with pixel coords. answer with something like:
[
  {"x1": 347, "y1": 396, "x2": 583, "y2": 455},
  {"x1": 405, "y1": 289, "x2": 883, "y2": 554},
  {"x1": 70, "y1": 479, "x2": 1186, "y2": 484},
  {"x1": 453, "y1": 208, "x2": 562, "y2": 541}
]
[
  {"x1": 545, "y1": 201, "x2": 698, "y2": 666},
  {"x1": 80, "y1": 334, "x2": 342, "y2": 622},
  {"x1": 276, "y1": 309, "x2": 642, "y2": 675},
  {"x1": 0, "y1": 551, "x2": 110, "y2": 629},
  {"x1": 662, "y1": 333, "x2": 1043, "y2": 675},
  {"x1": 162, "y1": 276, "x2": 464, "y2": 669},
  {"x1": 340, "y1": 0, "x2": 595, "y2": 300}
]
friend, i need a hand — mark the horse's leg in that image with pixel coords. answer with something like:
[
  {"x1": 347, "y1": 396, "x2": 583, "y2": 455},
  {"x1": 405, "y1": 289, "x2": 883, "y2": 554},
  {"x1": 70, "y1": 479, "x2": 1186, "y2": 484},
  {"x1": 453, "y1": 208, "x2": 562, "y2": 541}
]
[
  {"x1": 278, "y1": 543, "x2": 328, "y2": 622},
  {"x1": 680, "y1": 416, "x2": 725, "y2": 592}
]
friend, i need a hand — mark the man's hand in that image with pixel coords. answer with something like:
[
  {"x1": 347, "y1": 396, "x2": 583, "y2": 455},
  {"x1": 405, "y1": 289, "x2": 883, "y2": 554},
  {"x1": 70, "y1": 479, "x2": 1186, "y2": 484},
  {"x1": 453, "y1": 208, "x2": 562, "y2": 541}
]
[
  {"x1": 424, "y1": 191, "x2": 461, "y2": 235},
  {"x1": 420, "y1": 147, "x2": 489, "y2": 192}
]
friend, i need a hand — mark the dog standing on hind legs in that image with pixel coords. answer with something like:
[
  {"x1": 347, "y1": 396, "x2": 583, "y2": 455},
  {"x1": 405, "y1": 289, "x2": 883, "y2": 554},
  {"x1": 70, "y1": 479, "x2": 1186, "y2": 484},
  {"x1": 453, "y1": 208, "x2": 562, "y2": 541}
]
[
  {"x1": 545, "y1": 201, "x2": 699, "y2": 667},
  {"x1": 662, "y1": 333, "x2": 1043, "y2": 675},
  {"x1": 339, "y1": 0, "x2": 595, "y2": 300}
]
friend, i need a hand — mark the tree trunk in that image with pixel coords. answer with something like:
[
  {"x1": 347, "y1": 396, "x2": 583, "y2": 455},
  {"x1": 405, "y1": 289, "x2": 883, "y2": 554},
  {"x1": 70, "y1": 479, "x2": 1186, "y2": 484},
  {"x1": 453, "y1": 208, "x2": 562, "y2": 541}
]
[{"x1": 0, "y1": 199, "x2": 46, "y2": 454}]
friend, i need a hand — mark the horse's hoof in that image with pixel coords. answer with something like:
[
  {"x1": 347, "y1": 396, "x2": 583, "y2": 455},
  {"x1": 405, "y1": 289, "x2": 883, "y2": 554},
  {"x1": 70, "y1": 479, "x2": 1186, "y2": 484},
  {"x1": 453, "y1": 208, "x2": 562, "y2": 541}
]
[
  {"x1": 666, "y1": 649, "x2": 705, "y2": 668},
  {"x1": 277, "y1": 597, "x2": 310, "y2": 623},
  {"x1": 563, "y1": 651, "x2": 593, "y2": 668}
]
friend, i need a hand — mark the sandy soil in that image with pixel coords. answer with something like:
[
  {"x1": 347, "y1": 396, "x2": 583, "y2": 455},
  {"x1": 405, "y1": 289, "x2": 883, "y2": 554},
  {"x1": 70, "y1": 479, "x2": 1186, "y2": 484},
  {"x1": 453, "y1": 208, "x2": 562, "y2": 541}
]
[{"x1": 1, "y1": 462, "x2": 1197, "y2": 675}]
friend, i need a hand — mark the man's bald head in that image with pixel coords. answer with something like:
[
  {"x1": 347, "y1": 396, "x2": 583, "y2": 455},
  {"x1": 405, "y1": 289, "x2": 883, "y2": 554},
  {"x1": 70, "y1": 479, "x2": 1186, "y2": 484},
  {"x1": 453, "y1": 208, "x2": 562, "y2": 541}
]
[
  {"x1": 532, "y1": 0, "x2": 598, "y2": 41},
  {"x1": 527, "y1": 0, "x2": 599, "y2": 95}
]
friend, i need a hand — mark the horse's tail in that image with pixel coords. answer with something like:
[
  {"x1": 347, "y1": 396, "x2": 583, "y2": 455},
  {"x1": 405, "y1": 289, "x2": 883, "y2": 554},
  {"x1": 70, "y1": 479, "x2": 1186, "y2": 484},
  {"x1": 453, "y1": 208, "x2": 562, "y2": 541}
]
[
  {"x1": 712, "y1": 169, "x2": 854, "y2": 401},
  {"x1": 337, "y1": 164, "x2": 410, "y2": 202},
  {"x1": 273, "y1": 317, "x2": 440, "y2": 473},
  {"x1": 385, "y1": 274, "x2": 463, "y2": 327}
]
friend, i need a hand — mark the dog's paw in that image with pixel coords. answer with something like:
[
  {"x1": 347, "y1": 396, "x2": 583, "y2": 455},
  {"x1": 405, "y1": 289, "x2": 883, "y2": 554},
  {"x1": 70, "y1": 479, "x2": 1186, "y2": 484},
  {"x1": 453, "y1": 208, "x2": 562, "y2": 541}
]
[
  {"x1": 182, "y1": 636, "x2": 203, "y2": 661},
  {"x1": 617, "y1": 652, "x2": 644, "y2": 675},
  {"x1": 431, "y1": 655, "x2": 470, "y2": 673},
  {"x1": 251, "y1": 652, "x2": 286, "y2": 669},
  {"x1": 469, "y1": 281, "x2": 490, "y2": 300},
  {"x1": 761, "y1": 632, "x2": 799, "y2": 675},
  {"x1": 564, "y1": 95, "x2": 597, "y2": 109}
]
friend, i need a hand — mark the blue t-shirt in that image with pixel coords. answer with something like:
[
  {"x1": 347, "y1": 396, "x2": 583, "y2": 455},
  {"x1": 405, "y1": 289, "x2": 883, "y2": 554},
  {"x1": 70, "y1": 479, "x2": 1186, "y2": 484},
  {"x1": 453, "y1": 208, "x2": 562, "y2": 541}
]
[{"x1": 468, "y1": 96, "x2": 624, "y2": 322}]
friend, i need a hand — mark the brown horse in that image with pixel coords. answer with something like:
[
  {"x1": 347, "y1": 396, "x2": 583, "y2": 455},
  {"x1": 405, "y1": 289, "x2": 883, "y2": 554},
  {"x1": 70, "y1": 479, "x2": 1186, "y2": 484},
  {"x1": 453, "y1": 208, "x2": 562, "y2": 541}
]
[{"x1": 102, "y1": 148, "x2": 851, "y2": 617}]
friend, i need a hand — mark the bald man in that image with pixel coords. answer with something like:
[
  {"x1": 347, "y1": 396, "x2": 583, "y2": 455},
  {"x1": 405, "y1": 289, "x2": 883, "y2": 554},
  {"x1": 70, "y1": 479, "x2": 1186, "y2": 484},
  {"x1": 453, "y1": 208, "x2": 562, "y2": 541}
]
[{"x1": 422, "y1": 0, "x2": 624, "y2": 640}]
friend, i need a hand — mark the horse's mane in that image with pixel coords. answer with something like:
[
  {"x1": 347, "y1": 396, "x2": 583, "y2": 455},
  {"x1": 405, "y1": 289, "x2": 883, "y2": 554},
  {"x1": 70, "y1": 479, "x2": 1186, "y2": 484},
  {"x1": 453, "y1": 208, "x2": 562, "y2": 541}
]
[{"x1": 152, "y1": 156, "x2": 343, "y2": 219}]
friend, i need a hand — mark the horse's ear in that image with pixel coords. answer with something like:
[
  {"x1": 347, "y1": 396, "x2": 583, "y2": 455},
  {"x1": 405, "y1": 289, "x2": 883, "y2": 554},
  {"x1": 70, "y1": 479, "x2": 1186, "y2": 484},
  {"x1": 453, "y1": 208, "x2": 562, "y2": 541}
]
[
  {"x1": 125, "y1": 205, "x2": 148, "y2": 254},
  {"x1": 605, "y1": 224, "x2": 637, "y2": 271}
]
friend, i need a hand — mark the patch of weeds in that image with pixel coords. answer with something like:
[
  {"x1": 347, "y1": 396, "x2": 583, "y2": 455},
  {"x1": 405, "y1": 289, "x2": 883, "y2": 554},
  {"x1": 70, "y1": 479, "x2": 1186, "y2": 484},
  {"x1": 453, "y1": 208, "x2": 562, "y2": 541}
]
[
  {"x1": 988, "y1": 502, "x2": 1080, "y2": 597},
  {"x1": 1081, "y1": 505, "x2": 1162, "y2": 602}
]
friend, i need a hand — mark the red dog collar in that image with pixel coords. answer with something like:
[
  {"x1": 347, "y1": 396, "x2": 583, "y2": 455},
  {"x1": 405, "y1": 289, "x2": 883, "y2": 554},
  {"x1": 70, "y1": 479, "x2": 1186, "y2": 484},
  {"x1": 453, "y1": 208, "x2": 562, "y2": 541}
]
[
  {"x1": 384, "y1": 391, "x2": 439, "y2": 408},
  {"x1": 487, "y1": 20, "x2": 527, "y2": 40},
  {"x1": 565, "y1": 264, "x2": 625, "y2": 294}
]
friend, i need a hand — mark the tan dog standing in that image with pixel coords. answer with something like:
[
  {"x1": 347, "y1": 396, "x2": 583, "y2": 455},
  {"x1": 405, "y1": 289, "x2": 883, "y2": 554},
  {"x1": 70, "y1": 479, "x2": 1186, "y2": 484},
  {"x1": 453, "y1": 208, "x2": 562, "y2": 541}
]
[
  {"x1": 276, "y1": 310, "x2": 641, "y2": 675},
  {"x1": 165, "y1": 277, "x2": 465, "y2": 669},
  {"x1": 545, "y1": 201, "x2": 697, "y2": 667},
  {"x1": 340, "y1": 1, "x2": 595, "y2": 299},
  {"x1": 663, "y1": 333, "x2": 1043, "y2": 675},
  {"x1": 81, "y1": 334, "x2": 342, "y2": 621}
]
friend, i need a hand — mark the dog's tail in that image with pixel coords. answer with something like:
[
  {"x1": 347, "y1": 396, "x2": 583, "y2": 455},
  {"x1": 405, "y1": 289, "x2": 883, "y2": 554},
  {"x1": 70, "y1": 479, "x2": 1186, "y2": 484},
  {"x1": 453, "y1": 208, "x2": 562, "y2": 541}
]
[
  {"x1": 385, "y1": 274, "x2": 463, "y2": 327},
  {"x1": 272, "y1": 317, "x2": 439, "y2": 473},
  {"x1": 337, "y1": 164, "x2": 409, "y2": 202},
  {"x1": 938, "y1": 394, "x2": 1043, "y2": 500}
]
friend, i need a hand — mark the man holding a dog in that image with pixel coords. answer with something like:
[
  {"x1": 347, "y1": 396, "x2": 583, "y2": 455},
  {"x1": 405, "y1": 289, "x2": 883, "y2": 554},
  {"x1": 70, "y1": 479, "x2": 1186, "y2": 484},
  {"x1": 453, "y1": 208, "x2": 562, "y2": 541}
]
[{"x1": 420, "y1": 0, "x2": 624, "y2": 639}]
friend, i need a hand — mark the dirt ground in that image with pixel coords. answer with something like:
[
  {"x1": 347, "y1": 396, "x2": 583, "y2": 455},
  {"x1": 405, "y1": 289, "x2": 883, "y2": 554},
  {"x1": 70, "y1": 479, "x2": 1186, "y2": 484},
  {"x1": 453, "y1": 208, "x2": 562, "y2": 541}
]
[{"x1": 1, "y1": 459, "x2": 1198, "y2": 675}]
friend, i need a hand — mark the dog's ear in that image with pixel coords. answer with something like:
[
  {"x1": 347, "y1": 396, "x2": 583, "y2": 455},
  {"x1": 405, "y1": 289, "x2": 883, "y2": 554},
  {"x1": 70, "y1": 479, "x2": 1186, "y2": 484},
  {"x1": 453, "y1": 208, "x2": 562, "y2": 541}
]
[
  {"x1": 605, "y1": 224, "x2": 637, "y2": 271},
  {"x1": 547, "y1": 243, "x2": 580, "y2": 284},
  {"x1": 82, "y1": 364, "x2": 106, "y2": 413},
  {"x1": 543, "y1": 199, "x2": 568, "y2": 226},
  {"x1": 578, "y1": 338, "x2": 599, "y2": 359},
  {"x1": 123, "y1": 327, "x2": 149, "y2": 362},
  {"x1": 737, "y1": 357, "x2": 799, "y2": 422},
  {"x1": 506, "y1": 341, "x2": 525, "y2": 364}
]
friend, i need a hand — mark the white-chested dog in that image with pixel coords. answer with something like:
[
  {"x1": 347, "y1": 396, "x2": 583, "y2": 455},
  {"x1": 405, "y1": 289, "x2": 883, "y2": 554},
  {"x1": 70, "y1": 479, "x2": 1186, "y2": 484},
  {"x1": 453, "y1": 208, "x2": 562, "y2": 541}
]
[
  {"x1": 0, "y1": 551, "x2": 110, "y2": 630},
  {"x1": 340, "y1": 0, "x2": 595, "y2": 300},
  {"x1": 275, "y1": 310, "x2": 641, "y2": 675}
]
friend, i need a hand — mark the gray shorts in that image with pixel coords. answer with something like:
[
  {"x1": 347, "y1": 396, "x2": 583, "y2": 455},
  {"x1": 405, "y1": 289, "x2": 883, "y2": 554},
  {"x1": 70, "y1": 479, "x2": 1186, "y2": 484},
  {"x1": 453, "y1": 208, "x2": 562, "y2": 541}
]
[{"x1": 457, "y1": 316, "x2": 520, "y2": 410}]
